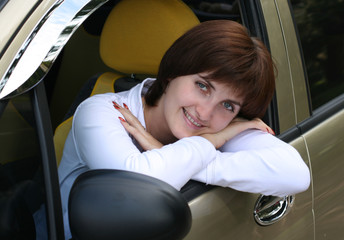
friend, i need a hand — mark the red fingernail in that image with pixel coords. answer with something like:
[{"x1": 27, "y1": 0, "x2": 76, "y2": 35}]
[
  {"x1": 112, "y1": 101, "x2": 120, "y2": 109},
  {"x1": 266, "y1": 128, "x2": 276, "y2": 135},
  {"x1": 123, "y1": 103, "x2": 129, "y2": 110},
  {"x1": 118, "y1": 117, "x2": 126, "y2": 122}
]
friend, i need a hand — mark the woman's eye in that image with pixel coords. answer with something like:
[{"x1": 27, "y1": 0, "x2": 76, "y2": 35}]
[
  {"x1": 223, "y1": 102, "x2": 234, "y2": 112},
  {"x1": 197, "y1": 82, "x2": 208, "y2": 92}
]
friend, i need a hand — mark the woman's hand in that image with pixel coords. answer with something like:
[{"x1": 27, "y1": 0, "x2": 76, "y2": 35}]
[
  {"x1": 113, "y1": 101, "x2": 163, "y2": 151},
  {"x1": 201, "y1": 117, "x2": 275, "y2": 149}
]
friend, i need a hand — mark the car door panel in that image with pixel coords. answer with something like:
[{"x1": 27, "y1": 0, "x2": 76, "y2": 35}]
[
  {"x1": 184, "y1": 134, "x2": 313, "y2": 240},
  {"x1": 304, "y1": 109, "x2": 344, "y2": 239}
]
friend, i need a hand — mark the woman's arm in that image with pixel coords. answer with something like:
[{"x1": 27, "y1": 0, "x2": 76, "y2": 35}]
[
  {"x1": 200, "y1": 117, "x2": 274, "y2": 149},
  {"x1": 109, "y1": 100, "x2": 310, "y2": 196},
  {"x1": 192, "y1": 130, "x2": 311, "y2": 197},
  {"x1": 71, "y1": 95, "x2": 217, "y2": 190}
]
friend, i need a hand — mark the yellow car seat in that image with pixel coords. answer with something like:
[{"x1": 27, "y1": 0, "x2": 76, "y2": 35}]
[{"x1": 53, "y1": 0, "x2": 200, "y2": 165}]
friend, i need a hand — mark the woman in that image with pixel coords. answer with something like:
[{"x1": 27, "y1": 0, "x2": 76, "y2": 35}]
[{"x1": 58, "y1": 20, "x2": 310, "y2": 239}]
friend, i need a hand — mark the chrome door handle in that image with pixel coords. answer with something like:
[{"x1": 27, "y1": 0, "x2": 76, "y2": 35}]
[{"x1": 253, "y1": 195, "x2": 295, "y2": 226}]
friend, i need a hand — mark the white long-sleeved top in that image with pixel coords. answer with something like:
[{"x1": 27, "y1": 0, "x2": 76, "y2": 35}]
[{"x1": 58, "y1": 78, "x2": 310, "y2": 239}]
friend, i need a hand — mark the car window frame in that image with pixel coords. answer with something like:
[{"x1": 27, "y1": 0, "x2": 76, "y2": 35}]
[
  {"x1": 32, "y1": 82, "x2": 64, "y2": 240},
  {"x1": 180, "y1": 0, "x2": 287, "y2": 202},
  {"x1": 239, "y1": 0, "x2": 280, "y2": 135}
]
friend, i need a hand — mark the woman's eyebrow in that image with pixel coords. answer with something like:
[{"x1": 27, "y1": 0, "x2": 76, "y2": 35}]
[
  {"x1": 197, "y1": 74, "x2": 242, "y2": 107},
  {"x1": 197, "y1": 74, "x2": 215, "y2": 90},
  {"x1": 228, "y1": 99, "x2": 242, "y2": 107}
]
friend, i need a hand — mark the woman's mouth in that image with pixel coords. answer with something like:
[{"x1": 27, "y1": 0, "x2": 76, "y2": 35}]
[{"x1": 183, "y1": 108, "x2": 202, "y2": 127}]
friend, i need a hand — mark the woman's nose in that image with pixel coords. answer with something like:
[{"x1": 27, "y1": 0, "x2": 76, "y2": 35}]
[{"x1": 195, "y1": 103, "x2": 214, "y2": 122}]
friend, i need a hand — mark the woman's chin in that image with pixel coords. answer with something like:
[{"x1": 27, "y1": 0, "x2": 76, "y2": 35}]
[
  {"x1": 172, "y1": 128, "x2": 207, "y2": 139},
  {"x1": 172, "y1": 129, "x2": 194, "y2": 140}
]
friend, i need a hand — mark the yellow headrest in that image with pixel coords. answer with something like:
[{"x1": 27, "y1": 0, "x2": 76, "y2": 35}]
[{"x1": 100, "y1": 0, "x2": 200, "y2": 76}]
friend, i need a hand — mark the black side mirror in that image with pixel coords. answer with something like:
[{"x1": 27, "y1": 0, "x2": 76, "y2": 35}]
[{"x1": 68, "y1": 170, "x2": 192, "y2": 240}]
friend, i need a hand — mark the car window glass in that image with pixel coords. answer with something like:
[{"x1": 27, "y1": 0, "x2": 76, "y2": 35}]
[
  {"x1": 0, "y1": 93, "x2": 46, "y2": 239},
  {"x1": 183, "y1": 0, "x2": 240, "y2": 21},
  {"x1": 290, "y1": 0, "x2": 344, "y2": 110}
]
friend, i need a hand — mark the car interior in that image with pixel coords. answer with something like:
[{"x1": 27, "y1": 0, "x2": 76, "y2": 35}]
[
  {"x1": 47, "y1": 0, "x2": 241, "y2": 131},
  {"x1": 51, "y1": 0, "x2": 241, "y2": 200}
]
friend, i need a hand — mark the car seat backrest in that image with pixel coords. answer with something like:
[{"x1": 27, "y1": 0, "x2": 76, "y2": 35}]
[
  {"x1": 100, "y1": 0, "x2": 200, "y2": 76},
  {"x1": 54, "y1": 0, "x2": 200, "y2": 165},
  {"x1": 54, "y1": 72, "x2": 122, "y2": 165}
]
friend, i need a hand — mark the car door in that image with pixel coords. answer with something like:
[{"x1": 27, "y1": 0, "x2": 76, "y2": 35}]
[
  {"x1": 184, "y1": 0, "x2": 315, "y2": 239},
  {"x1": 185, "y1": 0, "x2": 344, "y2": 239}
]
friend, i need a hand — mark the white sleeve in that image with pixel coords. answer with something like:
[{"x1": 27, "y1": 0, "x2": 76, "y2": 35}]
[
  {"x1": 192, "y1": 130, "x2": 311, "y2": 197},
  {"x1": 71, "y1": 95, "x2": 217, "y2": 190}
]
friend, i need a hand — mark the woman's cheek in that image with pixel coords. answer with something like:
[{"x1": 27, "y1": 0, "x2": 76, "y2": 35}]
[{"x1": 212, "y1": 115, "x2": 234, "y2": 132}]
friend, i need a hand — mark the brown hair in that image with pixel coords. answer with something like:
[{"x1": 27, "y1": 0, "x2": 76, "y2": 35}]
[{"x1": 144, "y1": 20, "x2": 276, "y2": 119}]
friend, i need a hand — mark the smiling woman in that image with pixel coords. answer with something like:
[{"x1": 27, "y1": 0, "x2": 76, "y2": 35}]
[
  {"x1": 144, "y1": 73, "x2": 244, "y2": 143},
  {"x1": 147, "y1": 20, "x2": 276, "y2": 120},
  {"x1": 56, "y1": 19, "x2": 310, "y2": 239}
]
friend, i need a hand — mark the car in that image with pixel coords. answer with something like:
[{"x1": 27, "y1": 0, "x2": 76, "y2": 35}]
[{"x1": 0, "y1": 0, "x2": 343, "y2": 239}]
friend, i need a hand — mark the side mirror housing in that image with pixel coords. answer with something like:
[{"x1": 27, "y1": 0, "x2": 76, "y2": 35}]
[{"x1": 68, "y1": 170, "x2": 192, "y2": 240}]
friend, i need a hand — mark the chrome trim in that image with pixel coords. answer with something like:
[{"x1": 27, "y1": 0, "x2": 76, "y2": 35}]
[
  {"x1": 0, "y1": 0, "x2": 108, "y2": 99},
  {"x1": 253, "y1": 195, "x2": 295, "y2": 226}
]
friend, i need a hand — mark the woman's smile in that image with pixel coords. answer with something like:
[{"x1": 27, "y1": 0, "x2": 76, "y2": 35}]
[{"x1": 182, "y1": 108, "x2": 203, "y2": 128}]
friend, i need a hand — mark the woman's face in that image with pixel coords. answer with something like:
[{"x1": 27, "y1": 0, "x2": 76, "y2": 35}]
[{"x1": 160, "y1": 73, "x2": 244, "y2": 139}]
